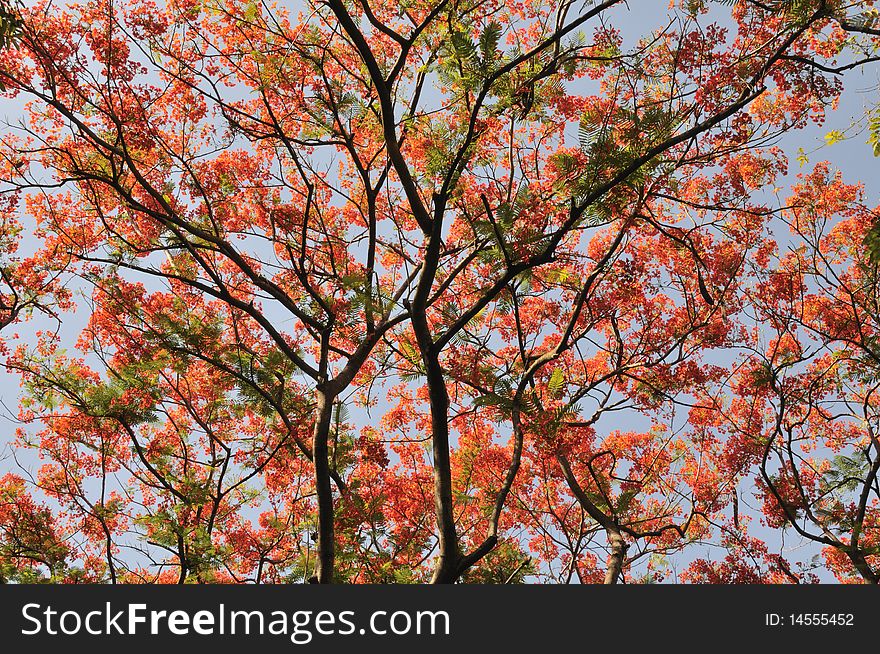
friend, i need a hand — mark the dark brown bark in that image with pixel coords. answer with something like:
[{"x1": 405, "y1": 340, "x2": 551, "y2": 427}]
[
  {"x1": 309, "y1": 388, "x2": 337, "y2": 584},
  {"x1": 409, "y1": 301, "x2": 460, "y2": 583},
  {"x1": 424, "y1": 347, "x2": 459, "y2": 584}
]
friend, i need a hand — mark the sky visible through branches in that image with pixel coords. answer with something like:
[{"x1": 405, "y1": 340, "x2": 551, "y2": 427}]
[{"x1": 0, "y1": 0, "x2": 878, "y2": 584}]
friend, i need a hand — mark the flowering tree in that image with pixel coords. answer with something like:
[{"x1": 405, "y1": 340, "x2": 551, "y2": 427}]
[{"x1": 0, "y1": 0, "x2": 878, "y2": 584}]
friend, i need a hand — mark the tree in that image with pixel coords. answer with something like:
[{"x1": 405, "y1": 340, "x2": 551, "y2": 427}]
[
  {"x1": 725, "y1": 164, "x2": 880, "y2": 583},
  {"x1": 0, "y1": 0, "x2": 878, "y2": 584}
]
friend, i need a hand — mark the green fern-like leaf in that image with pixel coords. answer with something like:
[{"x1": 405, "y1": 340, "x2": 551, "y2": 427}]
[
  {"x1": 479, "y1": 21, "x2": 502, "y2": 69},
  {"x1": 548, "y1": 367, "x2": 565, "y2": 397},
  {"x1": 868, "y1": 108, "x2": 880, "y2": 158}
]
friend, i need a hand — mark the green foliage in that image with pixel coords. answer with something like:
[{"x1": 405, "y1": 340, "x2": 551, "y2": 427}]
[
  {"x1": 749, "y1": 361, "x2": 776, "y2": 389},
  {"x1": 554, "y1": 103, "x2": 684, "y2": 218},
  {"x1": 548, "y1": 367, "x2": 565, "y2": 397},
  {"x1": 473, "y1": 184, "x2": 534, "y2": 266},
  {"x1": 398, "y1": 340, "x2": 426, "y2": 380},
  {"x1": 440, "y1": 21, "x2": 504, "y2": 92},
  {"x1": 473, "y1": 376, "x2": 515, "y2": 415},
  {"x1": 712, "y1": 0, "x2": 823, "y2": 20},
  {"x1": 460, "y1": 540, "x2": 533, "y2": 584},
  {"x1": 479, "y1": 21, "x2": 502, "y2": 68},
  {"x1": 330, "y1": 400, "x2": 358, "y2": 472},
  {"x1": 89, "y1": 362, "x2": 164, "y2": 424},
  {"x1": 135, "y1": 509, "x2": 231, "y2": 581},
  {"x1": 19, "y1": 350, "x2": 160, "y2": 425},
  {"x1": 824, "y1": 129, "x2": 845, "y2": 146},
  {"x1": 868, "y1": 108, "x2": 880, "y2": 158},
  {"x1": 227, "y1": 346, "x2": 304, "y2": 417},
  {"x1": 337, "y1": 271, "x2": 391, "y2": 326},
  {"x1": 547, "y1": 401, "x2": 582, "y2": 435},
  {"x1": 862, "y1": 215, "x2": 880, "y2": 266},
  {"x1": 420, "y1": 121, "x2": 469, "y2": 179},
  {"x1": 821, "y1": 453, "x2": 869, "y2": 495},
  {"x1": 615, "y1": 487, "x2": 639, "y2": 515},
  {"x1": 0, "y1": 0, "x2": 21, "y2": 55}
]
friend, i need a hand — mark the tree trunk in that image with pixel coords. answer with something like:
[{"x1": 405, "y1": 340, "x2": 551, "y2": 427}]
[
  {"x1": 846, "y1": 548, "x2": 879, "y2": 584},
  {"x1": 423, "y1": 346, "x2": 460, "y2": 584},
  {"x1": 309, "y1": 388, "x2": 336, "y2": 583},
  {"x1": 604, "y1": 528, "x2": 627, "y2": 585},
  {"x1": 407, "y1": 216, "x2": 461, "y2": 584}
]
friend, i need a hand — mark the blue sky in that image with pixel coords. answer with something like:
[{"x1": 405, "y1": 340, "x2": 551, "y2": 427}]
[{"x1": 1, "y1": 0, "x2": 878, "y2": 582}]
